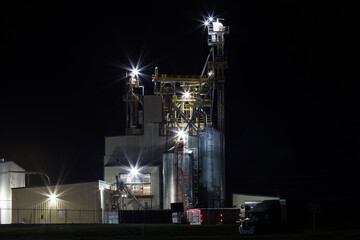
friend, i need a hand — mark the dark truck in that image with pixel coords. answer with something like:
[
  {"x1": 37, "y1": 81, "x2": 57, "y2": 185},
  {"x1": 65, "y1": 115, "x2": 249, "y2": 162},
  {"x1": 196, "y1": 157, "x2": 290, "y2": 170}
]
[{"x1": 239, "y1": 199, "x2": 305, "y2": 234}]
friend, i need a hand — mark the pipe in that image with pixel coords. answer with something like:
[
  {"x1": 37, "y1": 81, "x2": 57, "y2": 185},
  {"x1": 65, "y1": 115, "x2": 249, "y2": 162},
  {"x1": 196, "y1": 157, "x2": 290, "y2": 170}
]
[{"x1": 8, "y1": 171, "x2": 51, "y2": 185}]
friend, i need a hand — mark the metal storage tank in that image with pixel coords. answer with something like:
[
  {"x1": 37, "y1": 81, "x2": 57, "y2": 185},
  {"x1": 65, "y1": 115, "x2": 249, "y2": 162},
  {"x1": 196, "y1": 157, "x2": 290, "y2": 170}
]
[
  {"x1": 162, "y1": 152, "x2": 176, "y2": 209},
  {"x1": 198, "y1": 127, "x2": 225, "y2": 208},
  {"x1": 162, "y1": 148, "x2": 197, "y2": 210}
]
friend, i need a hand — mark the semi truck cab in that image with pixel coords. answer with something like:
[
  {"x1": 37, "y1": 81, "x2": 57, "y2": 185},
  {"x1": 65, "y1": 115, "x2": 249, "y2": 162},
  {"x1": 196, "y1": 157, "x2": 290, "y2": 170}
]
[{"x1": 239, "y1": 200, "x2": 286, "y2": 234}]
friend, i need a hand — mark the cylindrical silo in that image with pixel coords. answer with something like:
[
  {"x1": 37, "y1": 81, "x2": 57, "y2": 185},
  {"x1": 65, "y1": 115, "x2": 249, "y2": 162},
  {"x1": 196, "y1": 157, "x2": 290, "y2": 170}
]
[
  {"x1": 162, "y1": 152, "x2": 176, "y2": 209},
  {"x1": 162, "y1": 147, "x2": 197, "y2": 210},
  {"x1": 198, "y1": 126, "x2": 225, "y2": 208}
]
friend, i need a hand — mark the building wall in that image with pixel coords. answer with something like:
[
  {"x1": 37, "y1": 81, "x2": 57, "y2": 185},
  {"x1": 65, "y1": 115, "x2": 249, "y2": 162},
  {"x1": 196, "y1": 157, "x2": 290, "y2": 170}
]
[
  {"x1": 104, "y1": 123, "x2": 167, "y2": 167},
  {"x1": 104, "y1": 95, "x2": 167, "y2": 165},
  {"x1": 103, "y1": 95, "x2": 166, "y2": 210},
  {"x1": 12, "y1": 181, "x2": 112, "y2": 224},
  {"x1": 144, "y1": 95, "x2": 162, "y2": 123},
  {"x1": 232, "y1": 193, "x2": 280, "y2": 207},
  {"x1": 104, "y1": 166, "x2": 160, "y2": 210},
  {"x1": 0, "y1": 161, "x2": 25, "y2": 224}
]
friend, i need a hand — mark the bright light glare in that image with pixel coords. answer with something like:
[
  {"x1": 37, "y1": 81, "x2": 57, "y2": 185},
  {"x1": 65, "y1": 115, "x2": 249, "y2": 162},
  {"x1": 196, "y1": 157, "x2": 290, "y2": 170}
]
[
  {"x1": 132, "y1": 68, "x2": 139, "y2": 76},
  {"x1": 183, "y1": 91, "x2": 191, "y2": 99},
  {"x1": 204, "y1": 20, "x2": 209, "y2": 26},
  {"x1": 176, "y1": 129, "x2": 187, "y2": 140},
  {"x1": 209, "y1": 17, "x2": 213, "y2": 22},
  {"x1": 49, "y1": 194, "x2": 57, "y2": 202},
  {"x1": 130, "y1": 167, "x2": 139, "y2": 177}
]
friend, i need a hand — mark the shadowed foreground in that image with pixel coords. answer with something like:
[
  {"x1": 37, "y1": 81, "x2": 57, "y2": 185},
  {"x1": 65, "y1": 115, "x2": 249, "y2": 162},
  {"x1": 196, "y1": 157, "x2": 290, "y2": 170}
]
[{"x1": 1, "y1": 224, "x2": 360, "y2": 240}]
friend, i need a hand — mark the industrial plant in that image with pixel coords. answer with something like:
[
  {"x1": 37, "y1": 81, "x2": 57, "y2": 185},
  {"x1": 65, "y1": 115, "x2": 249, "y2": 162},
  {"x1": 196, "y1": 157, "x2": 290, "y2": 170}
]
[
  {"x1": 1, "y1": 17, "x2": 272, "y2": 225},
  {"x1": 104, "y1": 17, "x2": 229, "y2": 211}
]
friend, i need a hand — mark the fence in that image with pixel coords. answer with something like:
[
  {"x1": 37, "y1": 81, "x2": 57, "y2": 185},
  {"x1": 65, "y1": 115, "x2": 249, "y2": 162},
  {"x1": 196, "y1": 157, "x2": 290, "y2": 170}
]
[
  {"x1": 118, "y1": 210, "x2": 172, "y2": 224},
  {"x1": 1, "y1": 208, "x2": 240, "y2": 225},
  {"x1": 0, "y1": 208, "x2": 118, "y2": 224},
  {"x1": 1, "y1": 208, "x2": 172, "y2": 224}
]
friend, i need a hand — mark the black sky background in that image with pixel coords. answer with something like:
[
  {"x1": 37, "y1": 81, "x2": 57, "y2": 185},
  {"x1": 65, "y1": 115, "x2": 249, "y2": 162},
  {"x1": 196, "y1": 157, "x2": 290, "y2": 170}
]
[{"x1": 1, "y1": 1, "x2": 359, "y2": 204}]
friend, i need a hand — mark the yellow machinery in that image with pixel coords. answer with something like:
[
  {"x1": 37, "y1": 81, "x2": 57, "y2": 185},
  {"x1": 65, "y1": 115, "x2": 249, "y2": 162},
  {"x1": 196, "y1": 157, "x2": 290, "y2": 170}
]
[{"x1": 152, "y1": 72, "x2": 212, "y2": 136}]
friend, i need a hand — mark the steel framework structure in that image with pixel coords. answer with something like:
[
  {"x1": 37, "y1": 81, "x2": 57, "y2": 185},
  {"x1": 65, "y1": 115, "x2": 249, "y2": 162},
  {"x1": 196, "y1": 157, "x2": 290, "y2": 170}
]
[
  {"x1": 153, "y1": 18, "x2": 229, "y2": 209},
  {"x1": 152, "y1": 18, "x2": 229, "y2": 137}
]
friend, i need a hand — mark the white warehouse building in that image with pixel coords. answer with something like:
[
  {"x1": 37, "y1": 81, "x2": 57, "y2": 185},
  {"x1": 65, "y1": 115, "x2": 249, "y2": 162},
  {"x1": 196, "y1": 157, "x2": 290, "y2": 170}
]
[{"x1": 12, "y1": 181, "x2": 114, "y2": 224}]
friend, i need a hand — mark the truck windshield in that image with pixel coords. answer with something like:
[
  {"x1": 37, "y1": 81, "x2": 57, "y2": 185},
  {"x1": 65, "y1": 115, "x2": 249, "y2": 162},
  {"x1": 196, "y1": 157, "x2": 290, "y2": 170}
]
[{"x1": 248, "y1": 212, "x2": 265, "y2": 218}]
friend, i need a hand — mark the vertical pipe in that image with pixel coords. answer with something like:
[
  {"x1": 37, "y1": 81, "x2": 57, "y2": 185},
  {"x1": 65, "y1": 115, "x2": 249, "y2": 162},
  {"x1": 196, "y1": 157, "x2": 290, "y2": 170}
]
[{"x1": 210, "y1": 46, "x2": 215, "y2": 127}]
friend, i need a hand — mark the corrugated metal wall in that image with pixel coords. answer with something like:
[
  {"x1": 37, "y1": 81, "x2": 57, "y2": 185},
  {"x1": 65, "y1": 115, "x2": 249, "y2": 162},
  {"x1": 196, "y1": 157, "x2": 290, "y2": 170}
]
[{"x1": 11, "y1": 181, "x2": 112, "y2": 224}]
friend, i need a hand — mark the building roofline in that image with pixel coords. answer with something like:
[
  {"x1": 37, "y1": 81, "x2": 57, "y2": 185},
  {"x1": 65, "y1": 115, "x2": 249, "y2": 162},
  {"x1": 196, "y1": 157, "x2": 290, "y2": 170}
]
[
  {"x1": 0, "y1": 161, "x2": 25, "y2": 171},
  {"x1": 12, "y1": 180, "x2": 113, "y2": 190}
]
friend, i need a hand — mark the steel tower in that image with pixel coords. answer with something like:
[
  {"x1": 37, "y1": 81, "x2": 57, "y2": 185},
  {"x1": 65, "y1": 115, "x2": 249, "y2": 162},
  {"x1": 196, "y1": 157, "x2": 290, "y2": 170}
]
[{"x1": 156, "y1": 17, "x2": 229, "y2": 209}]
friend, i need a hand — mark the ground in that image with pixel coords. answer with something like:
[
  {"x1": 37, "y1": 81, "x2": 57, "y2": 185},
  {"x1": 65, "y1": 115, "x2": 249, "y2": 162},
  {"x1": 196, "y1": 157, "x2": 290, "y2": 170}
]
[{"x1": 1, "y1": 224, "x2": 360, "y2": 240}]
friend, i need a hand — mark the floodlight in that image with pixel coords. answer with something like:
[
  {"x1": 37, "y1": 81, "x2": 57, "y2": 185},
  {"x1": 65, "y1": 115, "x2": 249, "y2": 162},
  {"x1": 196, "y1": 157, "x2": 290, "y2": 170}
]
[
  {"x1": 209, "y1": 17, "x2": 213, "y2": 22},
  {"x1": 132, "y1": 68, "x2": 139, "y2": 76},
  {"x1": 130, "y1": 167, "x2": 139, "y2": 177},
  {"x1": 176, "y1": 129, "x2": 187, "y2": 140},
  {"x1": 49, "y1": 194, "x2": 57, "y2": 202},
  {"x1": 183, "y1": 91, "x2": 191, "y2": 99},
  {"x1": 204, "y1": 20, "x2": 209, "y2": 26}
]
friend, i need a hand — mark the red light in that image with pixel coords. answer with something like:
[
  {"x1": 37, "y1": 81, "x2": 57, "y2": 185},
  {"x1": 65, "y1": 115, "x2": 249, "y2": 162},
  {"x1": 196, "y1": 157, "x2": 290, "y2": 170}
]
[
  {"x1": 201, "y1": 220, "x2": 203, "y2": 222},
  {"x1": 192, "y1": 210, "x2": 195, "y2": 213},
  {"x1": 200, "y1": 214, "x2": 203, "y2": 217},
  {"x1": 186, "y1": 210, "x2": 189, "y2": 212},
  {"x1": 199, "y1": 209, "x2": 201, "y2": 213}
]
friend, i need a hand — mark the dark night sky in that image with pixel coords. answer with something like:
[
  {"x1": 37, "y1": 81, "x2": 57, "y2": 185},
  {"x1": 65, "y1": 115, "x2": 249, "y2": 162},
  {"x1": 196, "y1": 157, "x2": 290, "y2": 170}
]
[{"x1": 1, "y1": 1, "x2": 359, "y2": 203}]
